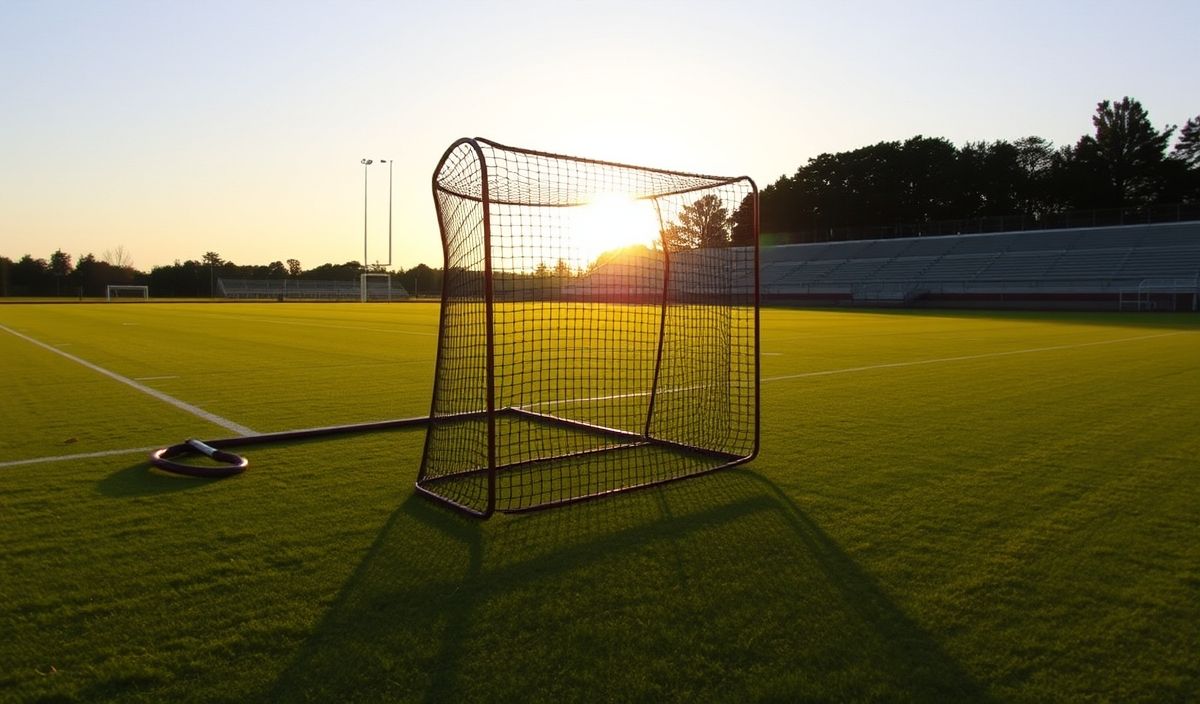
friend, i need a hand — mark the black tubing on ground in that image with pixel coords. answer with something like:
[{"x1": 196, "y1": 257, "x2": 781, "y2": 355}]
[
  {"x1": 150, "y1": 441, "x2": 249, "y2": 478},
  {"x1": 148, "y1": 416, "x2": 431, "y2": 478}
]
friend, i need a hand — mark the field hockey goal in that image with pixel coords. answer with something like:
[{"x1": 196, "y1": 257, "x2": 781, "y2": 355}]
[
  {"x1": 106, "y1": 285, "x2": 149, "y2": 301},
  {"x1": 359, "y1": 272, "x2": 392, "y2": 302},
  {"x1": 417, "y1": 137, "x2": 760, "y2": 517}
]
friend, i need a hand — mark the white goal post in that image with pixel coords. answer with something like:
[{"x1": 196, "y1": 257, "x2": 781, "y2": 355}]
[
  {"x1": 105, "y1": 285, "x2": 149, "y2": 302},
  {"x1": 359, "y1": 273, "x2": 392, "y2": 302}
]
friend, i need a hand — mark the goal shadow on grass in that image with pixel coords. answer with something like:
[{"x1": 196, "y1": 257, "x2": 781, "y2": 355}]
[
  {"x1": 266, "y1": 468, "x2": 993, "y2": 702},
  {"x1": 96, "y1": 461, "x2": 216, "y2": 497}
]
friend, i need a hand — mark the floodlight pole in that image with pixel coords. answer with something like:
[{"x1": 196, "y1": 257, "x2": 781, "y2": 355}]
[
  {"x1": 386, "y1": 159, "x2": 393, "y2": 267},
  {"x1": 361, "y1": 158, "x2": 373, "y2": 272}
]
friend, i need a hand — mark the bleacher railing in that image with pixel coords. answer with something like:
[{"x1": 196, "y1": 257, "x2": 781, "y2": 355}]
[{"x1": 774, "y1": 203, "x2": 1200, "y2": 244}]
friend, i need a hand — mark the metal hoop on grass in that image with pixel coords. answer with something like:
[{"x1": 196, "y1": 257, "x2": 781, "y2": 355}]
[{"x1": 150, "y1": 439, "x2": 248, "y2": 478}]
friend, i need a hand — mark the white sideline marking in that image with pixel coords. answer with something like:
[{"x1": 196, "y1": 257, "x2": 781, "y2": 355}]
[
  {"x1": 762, "y1": 330, "x2": 1188, "y2": 383},
  {"x1": 0, "y1": 446, "x2": 158, "y2": 469},
  {"x1": 523, "y1": 331, "x2": 1189, "y2": 410},
  {"x1": 134, "y1": 375, "x2": 179, "y2": 381},
  {"x1": 0, "y1": 324, "x2": 255, "y2": 436},
  {"x1": 763, "y1": 352, "x2": 783, "y2": 356}
]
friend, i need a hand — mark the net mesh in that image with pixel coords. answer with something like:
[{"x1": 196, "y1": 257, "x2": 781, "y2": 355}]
[{"x1": 419, "y1": 138, "x2": 758, "y2": 515}]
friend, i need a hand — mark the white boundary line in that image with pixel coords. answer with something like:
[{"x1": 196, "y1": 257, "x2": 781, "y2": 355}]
[
  {"x1": 762, "y1": 330, "x2": 1188, "y2": 383},
  {"x1": 0, "y1": 446, "x2": 159, "y2": 469},
  {"x1": 525, "y1": 330, "x2": 1189, "y2": 410},
  {"x1": 0, "y1": 324, "x2": 255, "y2": 436}
]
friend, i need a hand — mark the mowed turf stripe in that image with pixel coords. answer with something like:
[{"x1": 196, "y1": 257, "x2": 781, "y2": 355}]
[{"x1": 0, "y1": 323, "x2": 255, "y2": 436}]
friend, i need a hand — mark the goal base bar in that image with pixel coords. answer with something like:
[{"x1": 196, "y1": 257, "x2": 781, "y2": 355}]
[{"x1": 415, "y1": 406, "x2": 751, "y2": 517}]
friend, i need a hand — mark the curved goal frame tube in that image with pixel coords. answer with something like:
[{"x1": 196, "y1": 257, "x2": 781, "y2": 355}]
[{"x1": 417, "y1": 137, "x2": 759, "y2": 518}]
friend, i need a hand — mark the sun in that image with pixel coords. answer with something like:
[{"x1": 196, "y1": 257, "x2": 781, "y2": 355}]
[{"x1": 566, "y1": 193, "x2": 662, "y2": 269}]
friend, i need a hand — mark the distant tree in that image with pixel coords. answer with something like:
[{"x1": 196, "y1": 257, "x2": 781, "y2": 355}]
[
  {"x1": 0, "y1": 256, "x2": 11, "y2": 296},
  {"x1": 50, "y1": 250, "x2": 72, "y2": 277},
  {"x1": 663, "y1": 194, "x2": 731, "y2": 249},
  {"x1": 101, "y1": 245, "x2": 133, "y2": 269},
  {"x1": 1172, "y1": 115, "x2": 1200, "y2": 168},
  {"x1": 200, "y1": 252, "x2": 222, "y2": 297},
  {"x1": 49, "y1": 250, "x2": 73, "y2": 295},
  {"x1": 1170, "y1": 116, "x2": 1200, "y2": 201},
  {"x1": 1072, "y1": 97, "x2": 1175, "y2": 207},
  {"x1": 267, "y1": 260, "x2": 286, "y2": 278},
  {"x1": 1013, "y1": 136, "x2": 1062, "y2": 216},
  {"x1": 302, "y1": 261, "x2": 363, "y2": 281},
  {"x1": 553, "y1": 258, "x2": 573, "y2": 278},
  {"x1": 13, "y1": 255, "x2": 50, "y2": 295},
  {"x1": 286, "y1": 258, "x2": 302, "y2": 277},
  {"x1": 533, "y1": 262, "x2": 551, "y2": 277},
  {"x1": 400, "y1": 263, "x2": 436, "y2": 296},
  {"x1": 730, "y1": 194, "x2": 755, "y2": 246}
]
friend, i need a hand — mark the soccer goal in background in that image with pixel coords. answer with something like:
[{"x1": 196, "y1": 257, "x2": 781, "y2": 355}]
[
  {"x1": 359, "y1": 272, "x2": 392, "y2": 302},
  {"x1": 105, "y1": 285, "x2": 149, "y2": 302},
  {"x1": 417, "y1": 137, "x2": 759, "y2": 517}
]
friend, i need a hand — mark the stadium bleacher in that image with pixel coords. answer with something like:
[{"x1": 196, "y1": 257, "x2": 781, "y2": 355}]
[
  {"x1": 218, "y1": 278, "x2": 408, "y2": 301},
  {"x1": 759, "y1": 221, "x2": 1200, "y2": 309}
]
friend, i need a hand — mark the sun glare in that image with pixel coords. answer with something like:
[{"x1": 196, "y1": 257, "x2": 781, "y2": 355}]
[{"x1": 567, "y1": 194, "x2": 661, "y2": 270}]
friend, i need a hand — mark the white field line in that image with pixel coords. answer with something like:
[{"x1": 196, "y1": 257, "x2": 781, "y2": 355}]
[
  {"x1": 0, "y1": 324, "x2": 255, "y2": 436},
  {"x1": 762, "y1": 330, "x2": 1188, "y2": 383},
  {"x1": 0, "y1": 446, "x2": 159, "y2": 469},
  {"x1": 523, "y1": 330, "x2": 1190, "y2": 410}
]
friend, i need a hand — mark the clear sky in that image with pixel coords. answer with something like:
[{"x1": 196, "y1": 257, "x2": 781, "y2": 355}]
[{"x1": 2, "y1": 0, "x2": 1196, "y2": 271}]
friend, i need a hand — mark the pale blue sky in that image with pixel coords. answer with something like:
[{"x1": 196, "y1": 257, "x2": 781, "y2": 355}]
[{"x1": 2, "y1": 0, "x2": 1196, "y2": 270}]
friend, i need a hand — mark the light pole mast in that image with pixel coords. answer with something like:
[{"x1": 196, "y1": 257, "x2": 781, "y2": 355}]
[
  {"x1": 386, "y1": 159, "x2": 393, "y2": 267},
  {"x1": 361, "y1": 158, "x2": 373, "y2": 271}
]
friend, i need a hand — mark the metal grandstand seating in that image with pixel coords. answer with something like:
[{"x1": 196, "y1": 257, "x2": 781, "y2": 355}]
[
  {"x1": 218, "y1": 278, "x2": 407, "y2": 301},
  {"x1": 759, "y1": 221, "x2": 1200, "y2": 308}
]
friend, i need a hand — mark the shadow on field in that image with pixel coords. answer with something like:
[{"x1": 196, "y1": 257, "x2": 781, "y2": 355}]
[
  {"x1": 267, "y1": 469, "x2": 992, "y2": 702},
  {"x1": 96, "y1": 462, "x2": 214, "y2": 497}
]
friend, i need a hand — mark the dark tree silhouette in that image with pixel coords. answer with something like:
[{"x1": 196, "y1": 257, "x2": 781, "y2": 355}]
[
  {"x1": 730, "y1": 194, "x2": 756, "y2": 246},
  {"x1": 1072, "y1": 97, "x2": 1175, "y2": 207},
  {"x1": 1172, "y1": 115, "x2": 1200, "y2": 168},
  {"x1": 663, "y1": 194, "x2": 731, "y2": 249}
]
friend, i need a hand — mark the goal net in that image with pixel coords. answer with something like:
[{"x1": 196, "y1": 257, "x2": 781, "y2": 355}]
[
  {"x1": 359, "y1": 272, "x2": 392, "y2": 302},
  {"x1": 106, "y1": 285, "x2": 149, "y2": 302},
  {"x1": 417, "y1": 138, "x2": 759, "y2": 517}
]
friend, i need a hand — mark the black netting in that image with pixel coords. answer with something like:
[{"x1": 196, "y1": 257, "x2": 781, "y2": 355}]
[{"x1": 418, "y1": 138, "x2": 759, "y2": 516}]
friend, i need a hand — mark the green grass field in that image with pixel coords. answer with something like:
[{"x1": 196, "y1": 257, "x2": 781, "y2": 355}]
[{"x1": 1, "y1": 302, "x2": 1198, "y2": 703}]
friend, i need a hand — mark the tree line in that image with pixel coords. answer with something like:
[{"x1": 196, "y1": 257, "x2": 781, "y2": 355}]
[
  {"x1": 759, "y1": 97, "x2": 1199, "y2": 242},
  {"x1": 0, "y1": 250, "x2": 443, "y2": 298}
]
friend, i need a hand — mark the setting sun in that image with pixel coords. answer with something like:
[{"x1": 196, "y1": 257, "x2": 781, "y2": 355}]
[{"x1": 566, "y1": 193, "x2": 662, "y2": 269}]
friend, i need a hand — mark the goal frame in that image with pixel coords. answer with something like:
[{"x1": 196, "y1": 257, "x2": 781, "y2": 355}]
[
  {"x1": 359, "y1": 272, "x2": 392, "y2": 302},
  {"x1": 105, "y1": 285, "x2": 149, "y2": 301},
  {"x1": 417, "y1": 137, "x2": 760, "y2": 518}
]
